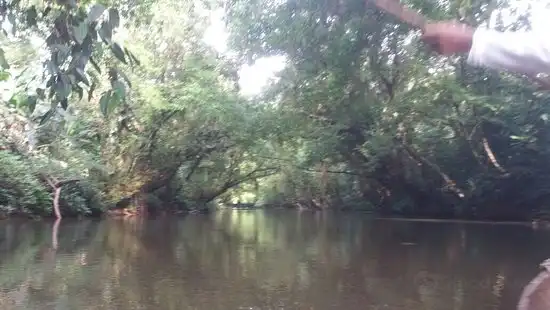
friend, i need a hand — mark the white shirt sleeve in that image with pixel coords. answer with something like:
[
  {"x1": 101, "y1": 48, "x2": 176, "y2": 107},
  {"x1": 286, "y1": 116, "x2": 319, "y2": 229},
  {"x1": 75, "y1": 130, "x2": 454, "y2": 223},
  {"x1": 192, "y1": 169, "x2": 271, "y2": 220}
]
[{"x1": 467, "y1": 28, "x2": 550, "y2": 76}]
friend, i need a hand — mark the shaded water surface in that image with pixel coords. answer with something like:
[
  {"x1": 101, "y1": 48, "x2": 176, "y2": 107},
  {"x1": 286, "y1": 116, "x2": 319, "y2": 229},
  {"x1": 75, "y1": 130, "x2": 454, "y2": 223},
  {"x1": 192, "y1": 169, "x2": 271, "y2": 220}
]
[{"x1": 0, "y1": 210, "x2": 549, "y2": 310}]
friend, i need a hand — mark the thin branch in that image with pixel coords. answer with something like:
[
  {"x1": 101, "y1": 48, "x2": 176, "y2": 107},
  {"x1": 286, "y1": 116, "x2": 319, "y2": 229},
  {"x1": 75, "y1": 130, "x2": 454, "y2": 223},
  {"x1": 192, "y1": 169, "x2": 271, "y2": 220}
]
[
  {"x1": 255, "y1": 155, "x2": 360, "y2": 175},
  {"x1": 202, "y1": 167, "x2": 279, "y2": 203},
  {"x1": 400, "y1": 142, "x2": 465, "y2": 199},
  {"x1": 482, "y1": 137, "x2": 508, "y2": 175},
  {"x1": 185, "y1": 155, "x2": 204, "y2": 181},
  {"x1": 54, "y1": 179, "x2": 80, "y2": 187},
  {"x1": 44, "y1": 176, "x2": 56, "y2": 188}
]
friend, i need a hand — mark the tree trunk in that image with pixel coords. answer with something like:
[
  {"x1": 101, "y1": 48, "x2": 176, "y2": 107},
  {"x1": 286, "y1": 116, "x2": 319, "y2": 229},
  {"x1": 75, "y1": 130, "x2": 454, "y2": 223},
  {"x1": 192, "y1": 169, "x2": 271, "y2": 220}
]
[
  {"x1": 41, "y1": 175, "x2": 80, "y2": 219},
  {"x1": 53, "y1": 187, "x2": 62, "y2": 219}
]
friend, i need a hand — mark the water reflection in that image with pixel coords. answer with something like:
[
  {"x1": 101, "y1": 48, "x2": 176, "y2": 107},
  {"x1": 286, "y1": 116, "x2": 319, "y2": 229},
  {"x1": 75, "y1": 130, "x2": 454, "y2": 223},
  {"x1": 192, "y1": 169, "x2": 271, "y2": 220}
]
[{"x1": 0, "y1": 211, "x2": 549, "y2": 309}]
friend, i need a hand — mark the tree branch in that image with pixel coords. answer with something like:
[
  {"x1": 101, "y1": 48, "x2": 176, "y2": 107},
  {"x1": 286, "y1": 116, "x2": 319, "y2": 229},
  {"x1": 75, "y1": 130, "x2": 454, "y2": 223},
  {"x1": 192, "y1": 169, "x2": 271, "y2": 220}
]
[
  {"x1": 202, "y1": 167, "x2": 279, "y2": 203},
  {"x1": 400, "y1": 141, "x2": 465, "y2": 199}
]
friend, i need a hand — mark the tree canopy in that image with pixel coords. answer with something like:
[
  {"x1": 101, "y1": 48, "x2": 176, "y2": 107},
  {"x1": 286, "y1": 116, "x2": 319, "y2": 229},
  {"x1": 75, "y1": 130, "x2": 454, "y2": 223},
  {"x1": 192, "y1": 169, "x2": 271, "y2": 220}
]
[{"x1": 0, "y1": 0, "x2": 549, "y2": 221}]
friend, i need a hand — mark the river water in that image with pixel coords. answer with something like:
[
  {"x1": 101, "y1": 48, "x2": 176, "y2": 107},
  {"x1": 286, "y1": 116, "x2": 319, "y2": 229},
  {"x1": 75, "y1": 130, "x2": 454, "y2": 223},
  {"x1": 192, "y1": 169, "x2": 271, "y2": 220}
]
[{"x1": 0, "y1": 209, "x2": 549, "y2": 310}]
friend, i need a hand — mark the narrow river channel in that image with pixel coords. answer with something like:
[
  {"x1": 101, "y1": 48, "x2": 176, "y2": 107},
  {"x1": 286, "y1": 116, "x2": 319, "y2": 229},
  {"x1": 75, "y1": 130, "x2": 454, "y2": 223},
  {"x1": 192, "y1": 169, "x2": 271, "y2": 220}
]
[{"x1": 0, "y1": 209, "x2": 548, "y2": 310}]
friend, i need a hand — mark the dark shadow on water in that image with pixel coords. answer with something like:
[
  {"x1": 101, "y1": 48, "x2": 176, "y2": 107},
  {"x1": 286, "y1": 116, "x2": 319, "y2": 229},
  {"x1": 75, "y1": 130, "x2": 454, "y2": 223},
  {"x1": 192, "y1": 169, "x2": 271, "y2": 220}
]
[{"x1": 0, "y1": 210, "x2": 548, "y2": 309}]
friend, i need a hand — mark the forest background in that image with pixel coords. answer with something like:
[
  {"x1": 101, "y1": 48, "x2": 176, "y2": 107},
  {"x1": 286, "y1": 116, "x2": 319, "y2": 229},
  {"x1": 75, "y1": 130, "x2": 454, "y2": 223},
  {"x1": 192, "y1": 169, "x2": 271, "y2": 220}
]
[{"x1": 1, "y1": 0, "x2": 550, "y2": 221}]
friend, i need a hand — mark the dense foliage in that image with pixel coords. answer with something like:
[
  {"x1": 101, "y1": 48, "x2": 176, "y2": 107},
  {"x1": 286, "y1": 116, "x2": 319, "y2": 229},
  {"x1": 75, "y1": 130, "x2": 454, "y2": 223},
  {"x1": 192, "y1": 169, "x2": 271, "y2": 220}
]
[
  {"x1": 225, "y1": 0, "x2": 550, "y2": 221},
  {"x1": 1, "y1": 0, "x2": 549, "y2": 221}
]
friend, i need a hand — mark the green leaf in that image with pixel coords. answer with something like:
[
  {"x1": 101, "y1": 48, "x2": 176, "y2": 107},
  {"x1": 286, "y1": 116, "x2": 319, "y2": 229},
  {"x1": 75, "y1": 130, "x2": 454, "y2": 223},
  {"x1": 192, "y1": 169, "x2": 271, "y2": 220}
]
[
  {"x1": 110, "y1": 43, "x2": 127, "y2": 64},
  {"x1": 116, "y1": 68, "x2": 132, "y2": 88},
  {"x1": 55, "y1": 74, "x2": 71, "y2": 99},
  {"x1": 43, "y1": 6, "x2": 52, "y2": 17},
  {"x1": 99, "y1": 91, "x2": 111, "y2": 116},
  {"x1": 88, "y1": 82, "x2": 96, "y2": 101},
  {"x1": 98, "y1": 21, "x2": 112, "y2": 43},
  {"x1": 74, "y1": 67, "x2": 90, "y2": 86},
  {"x1": 27, "y1": 95, "x2": 37, "y2": 113},
  {"x1": 88, "y1": 4, "x2": 106, "y2": 22},
  {"x1": 36, "y1": 88, "x2": 45, "y2": 99},
  {"x1": 8, "y1": 95, "x2": 17, "y2": 107},
  {"x1": 112, "y1": 80, "x2": 126, "y2": 99},
  {"x1": 80, "y1": 39, "x2": 94, "y2": 59},
  {"x1": 40, "y1": 109, "x2": 54, "y2": 125},
  {"x1": 60, "y1": 98, "x2": 68, "y2": 110},
  {"x1": 89, "y1": 57, "x2": 101, "y2": 73},
  {"x1": 72, "y1": 21, "x2": 88, "y2": 44},
  {"x1": 10, "y1": 0, "x2": 21, "y2": 8},
  {"x1": 51, "y1": 44, "x2": 71, "y2": 64},
  {"x1": 75, "y1": 85, "x2": 84, "y2": 101},
  {"x1": 46, "y1": 75, "x2": 55, "y2": 88},
  {"x1": 7, "y1": 13, "x2": 16, "y2": 35},
  {"x1": 0, "y1": 48, "x2": 10, "y2": 69},
  {"x1": 50, "y1": 97, "x2": 58, "y2": 109},
  {"x1": 0, "y1": 71, "x2": 10, "y2": 81},
  {"x1": 45, "y1": 59, "x2": 58, "y2": 75},
  {"x1": 63, "y1": 0, "x2": 78, "y2": 9},
  {"x1": 25, "y1": 6, "x2": 38, "y2": 27},
  {"x1": 125, "y1": 49, "x2": 141, "y2": 66},
  {"x1": 108, "y1": 8, "x2": 120, "y2": 28}
]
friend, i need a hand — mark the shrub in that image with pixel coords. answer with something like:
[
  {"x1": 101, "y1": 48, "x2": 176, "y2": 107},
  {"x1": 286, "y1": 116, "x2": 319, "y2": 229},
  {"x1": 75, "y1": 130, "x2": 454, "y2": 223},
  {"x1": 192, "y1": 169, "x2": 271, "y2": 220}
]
[{"x1": 0, "y1": 151, "x2": 51, "y2": 215}]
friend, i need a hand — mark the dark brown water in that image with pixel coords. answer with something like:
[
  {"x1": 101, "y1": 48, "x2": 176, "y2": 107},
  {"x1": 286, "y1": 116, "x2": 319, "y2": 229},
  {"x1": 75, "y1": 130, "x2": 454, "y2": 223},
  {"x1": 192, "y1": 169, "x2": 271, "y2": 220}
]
[{"x1": 0, "y1": 210, "x2": 549, "y2": 310}]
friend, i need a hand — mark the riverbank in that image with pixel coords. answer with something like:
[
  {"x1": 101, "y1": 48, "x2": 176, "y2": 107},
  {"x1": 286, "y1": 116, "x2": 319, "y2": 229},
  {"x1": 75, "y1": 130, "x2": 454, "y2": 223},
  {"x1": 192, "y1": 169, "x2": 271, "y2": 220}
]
[
  {"x1": 1, "y1": 204, "x2": 548, "y2": 229},
  {"x1": 374, "y1": 216, "x2": 534, "y2": 226}
]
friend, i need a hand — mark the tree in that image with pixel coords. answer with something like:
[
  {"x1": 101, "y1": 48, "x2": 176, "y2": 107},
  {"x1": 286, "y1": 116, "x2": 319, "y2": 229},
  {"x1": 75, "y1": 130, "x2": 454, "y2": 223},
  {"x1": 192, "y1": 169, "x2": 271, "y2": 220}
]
[{"x1": 225, "y1": 0, "x2": 550, "y2": 220}]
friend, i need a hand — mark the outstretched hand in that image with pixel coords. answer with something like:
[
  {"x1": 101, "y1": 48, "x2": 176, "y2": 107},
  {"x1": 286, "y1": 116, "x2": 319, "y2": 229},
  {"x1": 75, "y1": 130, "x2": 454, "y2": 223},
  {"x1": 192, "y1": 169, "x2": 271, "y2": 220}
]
[{"x1": 421, "y1": 22, "x2": 475, "y2": 55}]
